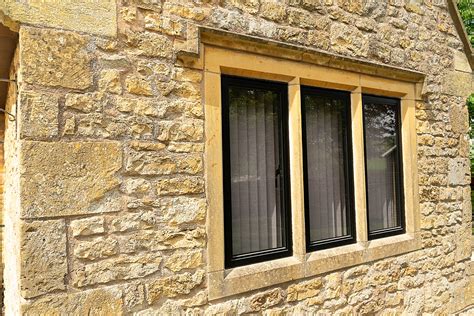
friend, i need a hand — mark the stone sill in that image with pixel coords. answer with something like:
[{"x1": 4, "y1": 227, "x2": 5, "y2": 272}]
[{"x1": 208, "y1": 233, "x2": 421, "y2": 300}]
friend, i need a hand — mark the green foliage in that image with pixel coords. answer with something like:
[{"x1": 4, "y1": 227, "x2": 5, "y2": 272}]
[
  {"x1": 458, "y1": 0, "x2": 474, "y2": 45},
  {"x1": 468, "y1": 94, "x2": 474, "y2": 176}
]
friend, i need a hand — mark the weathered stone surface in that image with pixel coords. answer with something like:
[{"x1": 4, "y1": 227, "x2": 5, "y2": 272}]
[
  {"x1": 20, "y1": 141, "x2": 122, "y2": 218},
  {"x1": 144, "y1": 13, "x2": 185, "y2": 36},
  {"x1": 73, "y1": 253, "x2": 162, "y2": 287},
  {"x1": 156, "y1": 177, "x2": 204, "y2": 196},
  {"x1": 121, "y1": 178, "x2": 151, "y2": 195},
  {"x1": 63, "y1": 115, "x2": 76, "y2": 136},
  {"x1": 157, "y1": 197, "x2": 206, "y2": 225},
  {"x1": 22, "y1": 287, "x2": 123, "y2": 314},
  {"x1": 20, "y1": 91, "x2": 59, "y2": 139},
  {"x1": 450, "y1": 105, "x2": 469, "y2": 134},
  {"x1": 442, "y1": 71, "x2": 473, "y2": 98},
  {"x1": 181, "y1": 290, "x2": 208, "y2": 307},
  {"x1": 146, "y1": 270, "x2": 205, "y2": 304},
  {"x1": 74, "y1": 236, "x2": 119, "y2": 261},
  {"x1": 21, "y1": 220, "x2": 67, "y2": 298},
  {"x1": 125, "y1": 75, "x2": 154, "y2": 96},
  {"x1": 21, "y1": 27, "x2": 92, "y2": 89},
  {"x1": 117, "y1": 227, "x2": 206, "y2": 253},
  {"x1": 157, "y1": 120, "x2": 204, "y2": 142},
  {"x1": 123, "y1": 282, "x2": 146, "y2": 310},
  {"x1": 223, "y1": 0, "x2": 259, "y2": 14},
  {"x1": 129, "y1": 141, "x2": 167, "y2": 151},
  {"x1": 65, "y1": 92, "x2": 103, "y2": 113},
  {"x1": 116, "y1": 97, "x2": 160, "y2": 117},
  {"x1": 164, "y1": 250, "x2": 203, "y2": 272},
  {"x1": 99, "y1": 69, "x2": 122, "y2": 94},
  {"x1": 249, "y1": 289, "x2": 284, "y2": 311},
  {"x1": 124, "y1": 148, "x2": 203, "y2": 175},
  {"x1": 126, "y1": 31, "x2": 173, "y2": 58},
  {"x1": 287, "y1": 278, "x2": 323, "y2": 302},
  {"x1": 260, "y1": 2, "x2": 287, "y2": 22},
  {"x1": 1, "y1": 0, "x2": 117, "y2": 36},
  {"x1": 163, "y1": 2, "x2": 208, "y2": 21},
  {"x1": 167, "y1": 142, "x2": 204, "y2": 153},
  {"x1": 448, "y1": 158, "x2": 469, "y2": 186},
  {"x1": 173, "y1": 67, "x2": 203, "y2": 83},
  {"x1": 108, "y1": 211, "x2": 157, "y2": 233},
  {"x1": 330, "y1": 23, "x2": 369, "y2": 57},
  {"x1": 71, "y1": 217, "x2": 105, "y2": 237},
  {"x1": 454, "y1": 50, "x2": 472, "y2": 73}
]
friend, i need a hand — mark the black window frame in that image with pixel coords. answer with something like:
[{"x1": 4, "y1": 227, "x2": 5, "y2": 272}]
[
  {"x1": 301, "y1": 86, "x2": 356, "y2": 252},
  {"x1": 362, "y1": 94, "x2": 405, "y2": 240},
  {"x1": 221, "y1": 75, "x2": 293, "y2": 268}
]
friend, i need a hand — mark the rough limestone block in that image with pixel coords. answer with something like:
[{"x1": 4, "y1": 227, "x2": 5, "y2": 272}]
[
  {"x1": 146, "y1": 270, "x2": 205, "y2": 304},
  {"x1": 19, "y1": 91, "x2": 59, "y2": 139},
  {"x1": 72, "y1": 253, "x2": 162, "y2": 287},
  {"x1": 74, "y1": 236, "x2": 119, "y2": 261},
  {"x1": 124, "y1": 148, "x2": 202, "y2": 175},
  {"x1": 449, "y1": 105, "x2": 469, "y2": 135},
  {"x1": 21, "y1": 287, "x2": 123, "y2": 314},
  {"x1": 1, "y1": 0, "x2": 117, "y2": 36},
  {"x1": 155, "y1": 177, "x2": 204, "y2": 196},
  {"x1": 454, "y1": 50, "x2": 472, "y2": 73},
  {"x1": 20, "y1": 27, "x2": 93, "y2": 90},
  {"x1": 447, "y1": 158, "x2": 469, "y2": 186},
  {"x1": 442, "y1": 71, "x2": 473, "y2": 98},
  {"x1": 21, "y1": 219, "x2": 67, "y2": 298},
  {"x1": 71, "y1": 217, "x2": 105, "y2": 237},
  {"x1": 164, "y1": 250, "x2": 203, "y2": 272},
  {"x1": 20, "y1": 141, "x2": 122, "y2": 218}
]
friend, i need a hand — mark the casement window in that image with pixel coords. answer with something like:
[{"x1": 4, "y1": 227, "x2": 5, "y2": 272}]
[
  {"x1": 301, "y1": 87, "x2": 355, "y2": 251},
  {"x1": 362, "y1": 95, "x2": 405, "y2": 239},
  {"x1": 204, "y1": 42, "x2": 421, "y2": 299},
  {"x1": 220, "y1": 77, "x2": 409, "y2": 268},
  {"x1": 221, "y1": 76, "x2": 292, "y2": 267}
]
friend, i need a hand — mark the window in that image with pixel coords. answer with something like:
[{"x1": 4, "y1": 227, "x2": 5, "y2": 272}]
[
  {"x1": 362, "y1": 95, "x2": 405, "y2": 239},
  {"x1": 221, "y1": 76, "x2": 292, "y2": 267},
  {"x1": 301, "y1": 87, "x2": 355, "y2": 250},
  {"x1": 204, "y1": 41, "x2": 421, "y2": 300}
]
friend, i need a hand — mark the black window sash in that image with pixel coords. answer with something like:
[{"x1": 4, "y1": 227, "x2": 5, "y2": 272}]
[
  {"x1": 221, "y1": 75, "x2": 292, "y2": 268},
  {"x1": 362, "y1": 94, "x2": 405, "y2": 240},
  {"x1": 301, "y1": 86, "x2": 356, "y2": 251}
]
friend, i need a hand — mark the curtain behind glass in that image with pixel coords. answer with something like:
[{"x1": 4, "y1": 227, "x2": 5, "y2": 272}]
[
  {"x1": 363, "y1": 97, "x2": 402, "y2": 233},
  {"x1": 303, "y1": 90, "x2": 352, "y2": 244},
  {"x1": 227, "y1": 85, "x2": 286, "y2": 256}
]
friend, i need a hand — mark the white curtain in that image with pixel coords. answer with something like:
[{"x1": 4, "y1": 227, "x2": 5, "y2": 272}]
[
  {"x1": 304, "y1": 94, "x2": 348, "y2": 242},
  {"x1": 228, "y1": 87, "x2": 284, "y2": 256}
]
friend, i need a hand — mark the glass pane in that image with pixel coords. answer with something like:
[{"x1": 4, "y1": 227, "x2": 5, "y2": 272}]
[
  {"x1": 303, "y1": 90, "x2": 352, "y2": 244},
  {"x1": 226, "y1": 82, "x2": 287, "y2": 257},
  {"x1": 363, "y1": 96, "x2": 403, "y2": 233}
]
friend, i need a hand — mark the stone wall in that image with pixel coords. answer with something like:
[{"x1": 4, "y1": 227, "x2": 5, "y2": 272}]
[{"x1": 1, "y1": 0, "x2": 473, "y2": 314}]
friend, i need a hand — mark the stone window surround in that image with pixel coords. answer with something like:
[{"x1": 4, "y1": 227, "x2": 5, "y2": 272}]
[{"x1": 203, "y1": 41, "x2": 423, "y2": 300}]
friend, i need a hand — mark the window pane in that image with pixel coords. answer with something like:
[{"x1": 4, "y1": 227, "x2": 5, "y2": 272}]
[
  {"x1": 222, "y1": 76, "x2": 290, "y2": 265},
  {"x1": 363, "y1": 95, "x2": 404, "y2": 235},
  {"x1": 302, "y1": 88, "x2": 353, "y2": 247}
]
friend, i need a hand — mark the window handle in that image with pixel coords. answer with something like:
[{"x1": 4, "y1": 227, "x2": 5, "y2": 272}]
[{"x1": 275, "y1": 165, "x2": 281, "y2": 188}]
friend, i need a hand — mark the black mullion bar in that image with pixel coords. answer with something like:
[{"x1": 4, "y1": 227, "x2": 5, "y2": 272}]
[
  {"x1": 362, "y1": 94, "x2": 405, "y2": 240},
  {"x1": 301, "y1": 86, "x2": 356, "y2": 252},
  {"x1": 222, "y1": 75, "x2": 292, "y2": 268}
]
